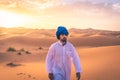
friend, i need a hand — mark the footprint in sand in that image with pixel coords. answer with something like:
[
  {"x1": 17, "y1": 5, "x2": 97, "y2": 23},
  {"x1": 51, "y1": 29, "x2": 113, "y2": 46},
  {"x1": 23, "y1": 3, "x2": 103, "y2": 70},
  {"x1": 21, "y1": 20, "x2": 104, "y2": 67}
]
[{"x1": 16, "y1": 72, "x2": 37, "y2": 80}]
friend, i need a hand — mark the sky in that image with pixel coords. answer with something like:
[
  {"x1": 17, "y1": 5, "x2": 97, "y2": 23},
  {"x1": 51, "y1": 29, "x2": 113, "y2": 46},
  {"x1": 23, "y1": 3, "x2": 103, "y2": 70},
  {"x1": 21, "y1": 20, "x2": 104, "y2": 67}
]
[{"x1": 0, "y1": 0, "x2": 120, "y2": 31}]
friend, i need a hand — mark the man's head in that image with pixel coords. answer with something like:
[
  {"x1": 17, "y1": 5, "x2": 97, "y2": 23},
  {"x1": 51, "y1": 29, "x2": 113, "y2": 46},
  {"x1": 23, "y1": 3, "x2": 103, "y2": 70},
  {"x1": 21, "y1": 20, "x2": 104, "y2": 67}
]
[{"x1": 56, "y1": 26, "x2": 69, "y2": 45}]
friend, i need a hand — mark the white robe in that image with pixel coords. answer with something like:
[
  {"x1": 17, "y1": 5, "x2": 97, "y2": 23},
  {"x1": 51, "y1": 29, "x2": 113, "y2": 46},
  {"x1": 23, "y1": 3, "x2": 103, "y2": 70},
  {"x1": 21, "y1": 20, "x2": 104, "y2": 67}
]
[{"x1": 46, "y1": 41, "x2": 82, "y2": 80}]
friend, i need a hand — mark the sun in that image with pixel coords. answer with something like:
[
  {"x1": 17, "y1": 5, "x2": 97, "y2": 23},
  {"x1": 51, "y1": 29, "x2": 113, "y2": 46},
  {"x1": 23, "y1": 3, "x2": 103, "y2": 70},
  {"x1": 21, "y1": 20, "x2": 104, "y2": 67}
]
[{"x1": 0, "y1": 10, "x2": 29, "y2": 28}]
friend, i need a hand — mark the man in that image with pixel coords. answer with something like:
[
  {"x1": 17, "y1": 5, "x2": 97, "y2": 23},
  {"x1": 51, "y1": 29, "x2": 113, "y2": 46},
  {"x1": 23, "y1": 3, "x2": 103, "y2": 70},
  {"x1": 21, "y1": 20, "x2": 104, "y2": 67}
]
[{"x1": 46, "y1": 26, "x2": 82, "y2": 80}]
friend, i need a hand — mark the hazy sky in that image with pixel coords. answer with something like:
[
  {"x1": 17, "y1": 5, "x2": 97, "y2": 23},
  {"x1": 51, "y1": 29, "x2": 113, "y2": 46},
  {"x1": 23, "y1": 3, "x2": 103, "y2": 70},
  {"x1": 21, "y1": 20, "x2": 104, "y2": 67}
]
[{"x1": 0, "y1": 0, "x2": 120, "y2": 31}]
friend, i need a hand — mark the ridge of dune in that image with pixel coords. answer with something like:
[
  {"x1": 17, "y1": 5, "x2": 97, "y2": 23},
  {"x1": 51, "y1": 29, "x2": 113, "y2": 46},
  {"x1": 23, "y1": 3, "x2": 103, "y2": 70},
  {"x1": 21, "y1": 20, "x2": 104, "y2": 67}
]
[
  {"x1": 0, "y1": 34, "x2": 120, "y2": 49},
  {"x1": 70, "y1": 35, "x2": 120, "y2": 47},
  {"x1": 0, "y1": 36, "x2": 57, "y2": 47}
]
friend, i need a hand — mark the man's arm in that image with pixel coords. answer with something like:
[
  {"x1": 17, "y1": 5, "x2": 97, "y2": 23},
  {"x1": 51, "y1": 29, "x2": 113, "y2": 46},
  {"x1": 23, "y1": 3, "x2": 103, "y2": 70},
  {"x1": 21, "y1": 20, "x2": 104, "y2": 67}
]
[
  {"x1": 46, "y1": 45, "x2": 54, "y2": 80},
  {"x1": 71, "y1": 45, "x2": 82, "y2": 80}
]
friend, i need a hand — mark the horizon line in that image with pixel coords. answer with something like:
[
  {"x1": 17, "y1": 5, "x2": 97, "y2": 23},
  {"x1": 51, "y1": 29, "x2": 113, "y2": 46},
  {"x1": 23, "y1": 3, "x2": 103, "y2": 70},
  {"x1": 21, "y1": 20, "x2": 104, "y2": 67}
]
[{"x1": 0, "y1": 26, "x2": 120, "y2": 31}]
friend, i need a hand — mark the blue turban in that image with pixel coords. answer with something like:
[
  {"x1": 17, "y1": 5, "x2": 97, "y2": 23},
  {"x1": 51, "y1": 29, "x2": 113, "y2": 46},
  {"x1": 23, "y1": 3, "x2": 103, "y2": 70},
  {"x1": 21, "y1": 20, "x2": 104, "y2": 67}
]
[{"x1": 56, "y1": 26, "x2": 69, "y2": 39}]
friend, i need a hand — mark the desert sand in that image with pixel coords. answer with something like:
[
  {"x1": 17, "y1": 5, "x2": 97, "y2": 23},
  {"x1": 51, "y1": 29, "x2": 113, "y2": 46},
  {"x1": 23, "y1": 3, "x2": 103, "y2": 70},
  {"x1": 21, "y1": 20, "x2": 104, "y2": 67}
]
[{"x1": 0, "y1": 27, "x2": 120, "y2": 80}]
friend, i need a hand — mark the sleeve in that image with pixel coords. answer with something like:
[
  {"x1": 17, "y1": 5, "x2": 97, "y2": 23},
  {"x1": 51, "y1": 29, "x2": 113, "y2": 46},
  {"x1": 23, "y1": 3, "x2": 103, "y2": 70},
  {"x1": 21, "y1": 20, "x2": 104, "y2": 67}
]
[
  {"x1": 46, "y1": 44, "x2": 54, "y2": 73},
  {"x1": 71, "y1": 45, "x2": 82, "y2": 73}
]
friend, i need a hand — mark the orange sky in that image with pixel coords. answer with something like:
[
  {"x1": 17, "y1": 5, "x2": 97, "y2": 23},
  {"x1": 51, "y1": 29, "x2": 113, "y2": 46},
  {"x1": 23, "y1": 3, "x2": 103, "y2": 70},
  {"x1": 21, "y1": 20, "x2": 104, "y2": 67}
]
[{"x1": 0, "y1": 0, "x2": 120, "y2": 31}]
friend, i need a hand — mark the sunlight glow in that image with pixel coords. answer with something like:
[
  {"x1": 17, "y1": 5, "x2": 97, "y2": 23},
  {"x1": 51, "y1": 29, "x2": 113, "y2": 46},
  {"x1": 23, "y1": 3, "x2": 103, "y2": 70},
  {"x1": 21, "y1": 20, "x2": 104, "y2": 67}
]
[{"x1": 0, "y1": 10, "x2": 29, "y2": 28}]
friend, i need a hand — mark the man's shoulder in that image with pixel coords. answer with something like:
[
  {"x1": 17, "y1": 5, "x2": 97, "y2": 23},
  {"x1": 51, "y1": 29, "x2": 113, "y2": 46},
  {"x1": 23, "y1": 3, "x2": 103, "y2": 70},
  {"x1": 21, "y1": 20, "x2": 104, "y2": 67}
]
[
  {"x1": 50, "y1": 42, "x2": 58, "y2": 48},
  {"x1": 67, "y1": 41, "x2": 74, "y2": 47}
]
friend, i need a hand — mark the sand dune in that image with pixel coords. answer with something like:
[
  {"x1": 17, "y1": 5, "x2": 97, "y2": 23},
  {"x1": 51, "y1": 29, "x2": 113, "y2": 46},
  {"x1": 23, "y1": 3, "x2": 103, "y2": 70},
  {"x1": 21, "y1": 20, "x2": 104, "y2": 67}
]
[
  {"x1": 0, "y1": 34, "x2": 120, "y2": 50},
  {"x1": 69, "y1": 28, "x2": 120, "y2": 38},
  {"x1": 0, "y1": 27, "x2": 120, "y2": 48},
  {"x1": 0, "y1": 27, "x2": 120, "y2": 80},
  {"x1": 77, "y1": 46, "x2": 120, "y2": 80},
  {"x1": 0, "y1": 36, "x2": 56, "y2": 47},
  {"x1": 70, "y1": 35, "x2": 120, "y2": 47},
  {"x1": 0, "y1": 46, "x2": 120, "y2": 80}
]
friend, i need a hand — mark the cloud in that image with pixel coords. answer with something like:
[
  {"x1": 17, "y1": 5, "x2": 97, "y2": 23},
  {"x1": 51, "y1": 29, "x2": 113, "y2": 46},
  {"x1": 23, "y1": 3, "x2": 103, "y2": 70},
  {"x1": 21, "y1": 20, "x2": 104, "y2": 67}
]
[
  {"x1": 0, "y1": 0, "x2": 120, "y2": 17},
  {"x1": 112, "y1": 3, "x2": 120, "y2": 12},
  {"x1": 0, "y1": 0, "x2": 120, "y2": 12}
]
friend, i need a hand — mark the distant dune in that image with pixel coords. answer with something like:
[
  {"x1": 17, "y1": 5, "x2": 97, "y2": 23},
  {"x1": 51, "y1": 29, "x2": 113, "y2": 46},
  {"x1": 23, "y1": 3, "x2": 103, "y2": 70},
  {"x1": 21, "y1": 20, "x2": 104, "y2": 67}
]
[
  {"x1": 0, "y1": 27, "x2": 120, "y2": 48},
  {"x1": 70, "y1": 35, "x2": 120, "y2": 47}
]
